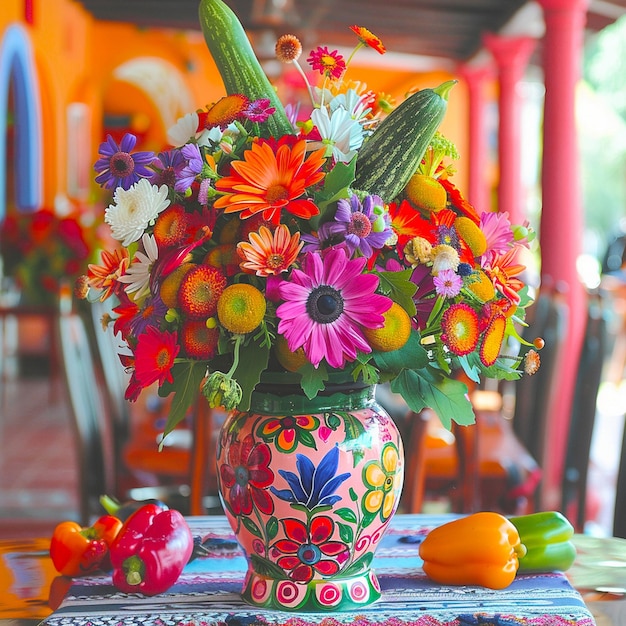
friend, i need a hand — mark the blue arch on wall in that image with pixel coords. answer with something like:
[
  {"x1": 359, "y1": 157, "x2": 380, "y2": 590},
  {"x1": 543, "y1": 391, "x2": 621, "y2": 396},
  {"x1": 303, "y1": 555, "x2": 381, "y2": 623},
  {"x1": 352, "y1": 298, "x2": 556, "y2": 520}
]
[{"x1": 0, "y1": 23, "x2": 42, "y2": 222}]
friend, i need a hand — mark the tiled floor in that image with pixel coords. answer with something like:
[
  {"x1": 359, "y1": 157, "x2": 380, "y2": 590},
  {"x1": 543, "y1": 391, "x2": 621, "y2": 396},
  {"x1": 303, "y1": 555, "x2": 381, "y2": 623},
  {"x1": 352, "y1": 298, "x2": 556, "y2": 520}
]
[
  {"x1": 0, "y1": 368, "x2": 80, "y2": 539},
  {"x1": 0, "y1": 357, "x2": 623, "y2": 540}
]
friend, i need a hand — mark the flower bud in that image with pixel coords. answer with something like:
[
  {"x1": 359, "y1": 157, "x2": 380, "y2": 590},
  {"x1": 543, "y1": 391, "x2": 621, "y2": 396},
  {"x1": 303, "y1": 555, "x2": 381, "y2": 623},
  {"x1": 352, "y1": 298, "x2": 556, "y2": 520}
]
[{"x1": 202, "y1": 371, "x2": 243, "y2": 411}]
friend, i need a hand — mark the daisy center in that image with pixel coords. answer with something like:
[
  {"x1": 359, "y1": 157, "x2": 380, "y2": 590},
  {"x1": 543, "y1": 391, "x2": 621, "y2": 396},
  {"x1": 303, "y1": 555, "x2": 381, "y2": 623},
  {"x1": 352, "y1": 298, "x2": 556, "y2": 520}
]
[
  {"x1": 321, "y1": 54, "x2": 337, "y2": 69},
  {"x1": 155, "y1": 347, "x2": 172, "y2": 370},
  {"x1": 267, "y1": 253, "x2": 286, "y2": 269},
  {"x1": 307, "y1": 285, "x2": 344, "y2": 324},
  {"x1": 110, "y1": 151, "x2": 135, "y2": 178},
  {"x1": 348, "y1": 213, "x2": 372, "y2": 239},
  {"x1": 297, "y1": 543, "x2": 321, "y2": 565},
  {"x1": 265, "y1": 183, "x2": 290, "y2": 206}
]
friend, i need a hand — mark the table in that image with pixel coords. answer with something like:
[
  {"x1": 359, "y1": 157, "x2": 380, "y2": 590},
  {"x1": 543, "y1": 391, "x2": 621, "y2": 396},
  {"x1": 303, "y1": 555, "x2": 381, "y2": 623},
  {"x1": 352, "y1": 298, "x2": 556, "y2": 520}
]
[{"x1": 23, "y1": 514, "x2": 597, "y2": 626}]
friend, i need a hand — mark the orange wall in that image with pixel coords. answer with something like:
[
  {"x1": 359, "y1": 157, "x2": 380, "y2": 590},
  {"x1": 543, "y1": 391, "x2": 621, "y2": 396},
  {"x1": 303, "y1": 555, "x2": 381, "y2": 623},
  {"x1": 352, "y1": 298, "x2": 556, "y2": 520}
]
[{"x1": 0, "y1": 0, "x2": 471, "y2": 211}]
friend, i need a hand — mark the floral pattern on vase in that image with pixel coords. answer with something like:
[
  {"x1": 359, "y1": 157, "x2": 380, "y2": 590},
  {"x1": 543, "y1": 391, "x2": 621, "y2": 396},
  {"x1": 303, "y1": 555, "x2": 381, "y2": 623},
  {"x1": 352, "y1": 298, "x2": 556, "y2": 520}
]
[{"x1": 216, "y1": 383, "x2": 404, "y2": 612}]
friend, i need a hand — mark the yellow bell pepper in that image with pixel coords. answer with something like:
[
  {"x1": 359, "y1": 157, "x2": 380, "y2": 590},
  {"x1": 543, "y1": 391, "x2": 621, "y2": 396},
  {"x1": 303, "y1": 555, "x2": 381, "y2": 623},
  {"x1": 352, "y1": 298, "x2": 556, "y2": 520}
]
[{"x1": 418, "y1": 512, "x2": 527, "y2": 589}]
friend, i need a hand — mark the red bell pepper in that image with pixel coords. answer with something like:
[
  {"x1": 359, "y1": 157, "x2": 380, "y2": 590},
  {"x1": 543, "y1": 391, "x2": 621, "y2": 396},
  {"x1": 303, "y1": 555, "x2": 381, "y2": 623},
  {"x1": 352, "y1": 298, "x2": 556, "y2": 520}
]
[
  {"x1": 109, "y1": 503, "x2": 193, "y2": 596},
  {"x1": 49, "y1": 515, "x2": 123, "y2": 577}
]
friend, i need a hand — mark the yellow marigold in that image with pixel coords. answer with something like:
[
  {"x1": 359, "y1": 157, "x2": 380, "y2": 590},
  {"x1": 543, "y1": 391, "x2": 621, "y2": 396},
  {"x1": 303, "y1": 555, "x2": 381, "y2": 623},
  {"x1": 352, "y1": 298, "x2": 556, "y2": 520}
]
[
  {"x1": 466, "y1": 269, "x2": 496, "y2": 303},
  {"x1": 454, "y1": 216, "x2": 487, "y2": 257},
  {"x1": 363, "y1": 302, "x2": 412, "y2": 352},
  {"x1": 217, "y1": 283, "x2": 266, "y2": 334}
]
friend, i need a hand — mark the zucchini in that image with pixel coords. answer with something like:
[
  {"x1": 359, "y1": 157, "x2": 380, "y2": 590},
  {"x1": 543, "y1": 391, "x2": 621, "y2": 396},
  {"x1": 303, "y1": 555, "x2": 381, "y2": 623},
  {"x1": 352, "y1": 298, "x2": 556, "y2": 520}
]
[
  {"x1": 198, "y1": 0, "x2": 294, "y2": 138},
  {"x1": 353, "y1": 80, "x2": 456, "y2": 201}
]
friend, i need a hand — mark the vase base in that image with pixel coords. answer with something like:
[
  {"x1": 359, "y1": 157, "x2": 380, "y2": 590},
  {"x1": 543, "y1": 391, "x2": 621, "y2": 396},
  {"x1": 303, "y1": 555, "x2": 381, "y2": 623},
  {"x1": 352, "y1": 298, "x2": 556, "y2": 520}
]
[{"x1": 241, "y1": 568, "x2": 382, "y2": 612}]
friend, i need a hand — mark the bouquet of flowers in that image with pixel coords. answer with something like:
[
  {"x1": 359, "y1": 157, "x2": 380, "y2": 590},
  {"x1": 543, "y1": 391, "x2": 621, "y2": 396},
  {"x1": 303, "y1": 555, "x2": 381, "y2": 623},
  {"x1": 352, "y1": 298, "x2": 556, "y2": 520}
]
[
  {"x1": 83, "y1": 0, "x2": 539, "y2": 440},
  {"x1": 1, "y1": 207, "x2": 95, "y2": 307}
]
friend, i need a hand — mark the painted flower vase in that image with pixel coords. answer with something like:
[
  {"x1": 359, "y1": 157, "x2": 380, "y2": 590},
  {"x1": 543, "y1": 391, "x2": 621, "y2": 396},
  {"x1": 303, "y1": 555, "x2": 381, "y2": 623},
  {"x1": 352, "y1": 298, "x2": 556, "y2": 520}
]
[{"x1": 216, "y1": 379, "x2": 404, "y2": 612}]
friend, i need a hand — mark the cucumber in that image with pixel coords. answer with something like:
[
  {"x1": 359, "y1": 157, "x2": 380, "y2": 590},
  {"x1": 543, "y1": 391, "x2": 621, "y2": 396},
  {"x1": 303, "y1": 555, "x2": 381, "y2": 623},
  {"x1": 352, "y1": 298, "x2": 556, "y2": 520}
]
[
  {"x1": 198, "y1": 0, "x2": 295, "y2": 138},
  {"x1": 353, "y1": 80, "x2": 456, "y2": 201}
]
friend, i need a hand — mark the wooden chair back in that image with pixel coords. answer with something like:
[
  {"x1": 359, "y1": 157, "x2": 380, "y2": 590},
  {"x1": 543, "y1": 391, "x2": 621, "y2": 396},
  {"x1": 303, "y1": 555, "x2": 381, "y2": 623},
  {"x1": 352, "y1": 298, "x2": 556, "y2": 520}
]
[{"x1": 56, "y1": 307, "x2": 116, "y2": 525}]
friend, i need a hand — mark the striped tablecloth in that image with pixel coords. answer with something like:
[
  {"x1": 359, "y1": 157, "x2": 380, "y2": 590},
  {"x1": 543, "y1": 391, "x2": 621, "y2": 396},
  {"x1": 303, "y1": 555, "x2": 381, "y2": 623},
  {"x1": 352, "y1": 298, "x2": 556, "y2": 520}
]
[{"x1": 42, "y1": 514, "x2": 597, "y2": 626}]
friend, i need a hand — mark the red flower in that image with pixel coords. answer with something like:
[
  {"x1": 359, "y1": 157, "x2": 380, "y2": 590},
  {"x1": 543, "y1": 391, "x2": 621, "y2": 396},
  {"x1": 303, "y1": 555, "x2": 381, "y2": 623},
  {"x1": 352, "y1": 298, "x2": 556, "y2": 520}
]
[
  {"x1": 133, "y1": 326, "x2": 179, "y2": 387},
  {"x1": 220, "y1": 434, "x2": 274, "y2": 516},
  {"x1": 271, "y1": 516, "x2": 349, "y2": 583}
]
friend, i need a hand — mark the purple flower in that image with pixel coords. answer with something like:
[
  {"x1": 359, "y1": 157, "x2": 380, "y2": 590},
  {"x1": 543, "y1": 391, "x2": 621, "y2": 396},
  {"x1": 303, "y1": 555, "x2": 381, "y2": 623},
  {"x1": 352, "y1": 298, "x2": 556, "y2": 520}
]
[
  {"x1": 330, "y1": 194, "x2": 391, "y2": 257},
  {"x1": 150, "y1": 148, "x2": 185, "y2": 188},
  {"x1": 94, "y1": 133, "x2": 155, "y2": 190},
  {"x1": 433, "y1": 268, "x2": 463, "y2": 298},
  {"x1": 174, "y1": 143, "x2": 203, "y2": 193},
  {"x1": 276, "y1": 247, "x2": 392, "y2": 369},
  {"x1": 128, "y1": 294, "x2": 168, "y2": 337}
]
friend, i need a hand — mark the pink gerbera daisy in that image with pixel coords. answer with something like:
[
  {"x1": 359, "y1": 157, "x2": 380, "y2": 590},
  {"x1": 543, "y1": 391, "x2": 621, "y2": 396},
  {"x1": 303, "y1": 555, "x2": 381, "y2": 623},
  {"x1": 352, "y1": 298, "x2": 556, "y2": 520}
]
[
  {"x1": 479, "y1": 210, "x2": 514, "y2": 254},
  {"x1": 276, "y1": 247, "x2": 392, "y2": 369},
  {"x1": 307, "y1": 46, "x2": 346, "y2": 80}
]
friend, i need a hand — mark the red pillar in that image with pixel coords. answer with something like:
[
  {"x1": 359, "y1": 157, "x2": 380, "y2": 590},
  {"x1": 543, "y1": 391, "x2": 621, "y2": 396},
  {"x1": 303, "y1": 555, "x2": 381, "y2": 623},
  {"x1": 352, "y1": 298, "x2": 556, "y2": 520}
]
[
  {"x1": 483, "y1": 35, "x2": 536, "y2": 225},
  {"x1": 536, "y1": 0, "x2": 589, "y2": 510},
  {"x1": 457, "y1": 64, "x2": 494, "y2": 215}
]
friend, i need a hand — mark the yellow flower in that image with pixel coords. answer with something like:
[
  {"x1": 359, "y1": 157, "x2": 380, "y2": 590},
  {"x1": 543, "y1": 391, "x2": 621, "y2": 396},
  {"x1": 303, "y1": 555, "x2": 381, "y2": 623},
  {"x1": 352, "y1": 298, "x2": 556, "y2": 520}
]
[{"x1": 362, "y1": 443, "x2": 402, "y2": 522}]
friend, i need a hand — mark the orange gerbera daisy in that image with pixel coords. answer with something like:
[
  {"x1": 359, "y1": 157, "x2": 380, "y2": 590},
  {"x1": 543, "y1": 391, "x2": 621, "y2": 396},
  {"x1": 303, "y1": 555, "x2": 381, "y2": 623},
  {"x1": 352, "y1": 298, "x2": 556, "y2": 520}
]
[
  {"x1": 349, "y1": 25, "x2": 386, "y2": 55},
  {"x1": 481, "y1": 248, "x2": 526, "y2": 305},
  {"x1": 87, "y1": 248, "x2": 130, "y2": 300},
  {"x1": 214, "y1": 139, "x2": 326, "y2": 225},
  {"x1": 238, "y1": 224, "x2": 303, "y2": 276}
]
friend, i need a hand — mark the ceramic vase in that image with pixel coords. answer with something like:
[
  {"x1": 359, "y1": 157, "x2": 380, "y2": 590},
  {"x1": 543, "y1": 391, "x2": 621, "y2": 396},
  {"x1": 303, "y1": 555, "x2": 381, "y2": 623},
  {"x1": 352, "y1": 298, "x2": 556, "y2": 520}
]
[{"x1": 215, "y1": 378, "x2": 404, "y2": 612}]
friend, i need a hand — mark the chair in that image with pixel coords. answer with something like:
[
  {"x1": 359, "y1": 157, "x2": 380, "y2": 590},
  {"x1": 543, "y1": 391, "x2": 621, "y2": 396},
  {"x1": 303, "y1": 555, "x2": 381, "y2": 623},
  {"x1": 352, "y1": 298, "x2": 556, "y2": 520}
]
[
  {"x1": 561, "y1": 290, "x2": 609, "y2": 531},
  {"x1": 510, "y1": 287, "x2": 570, "y2": 474},
  {"x1": 403, "y1": 286, "x2": 570, "y2": 516},
  {"x1": 82, "y1": 297, "x2": 220, "y2": 515},
  {"x1": 56, "y1": 303, "x2": 116, "y2": 525},
  {"x1": 58, "y1": 295, "x2": 220, "y2": 522}
]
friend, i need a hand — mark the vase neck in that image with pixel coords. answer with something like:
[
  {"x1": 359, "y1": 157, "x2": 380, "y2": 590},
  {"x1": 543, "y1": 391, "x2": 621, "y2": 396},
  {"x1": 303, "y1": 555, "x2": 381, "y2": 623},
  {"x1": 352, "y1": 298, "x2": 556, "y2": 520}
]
[{"x1": 249, "y1": 382, "x2": 376, "y2": 415}]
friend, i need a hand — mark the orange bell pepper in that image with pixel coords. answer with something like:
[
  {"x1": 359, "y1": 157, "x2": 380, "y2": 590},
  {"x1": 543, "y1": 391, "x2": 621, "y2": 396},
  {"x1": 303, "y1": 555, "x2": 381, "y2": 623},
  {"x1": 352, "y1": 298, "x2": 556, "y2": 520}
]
[
  {"x1": 50, "y1": 515, "x2": 123, "y2": 577},
  {"x1": 418, "y1": 512, "x2": 527, "y2": 589}
]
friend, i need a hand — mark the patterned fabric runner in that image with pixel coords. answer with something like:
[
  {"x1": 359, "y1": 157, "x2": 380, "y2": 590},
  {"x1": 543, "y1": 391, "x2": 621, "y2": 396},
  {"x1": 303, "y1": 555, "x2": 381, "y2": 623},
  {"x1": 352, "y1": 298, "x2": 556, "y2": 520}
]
[{"x1": 42, "y1": 514, "x2": 596, "y2": 626}]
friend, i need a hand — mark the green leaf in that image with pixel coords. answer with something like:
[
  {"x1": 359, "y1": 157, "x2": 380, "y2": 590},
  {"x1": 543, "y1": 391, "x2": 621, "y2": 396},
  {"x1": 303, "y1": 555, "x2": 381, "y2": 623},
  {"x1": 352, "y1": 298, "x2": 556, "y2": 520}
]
[
  {"x1": 337, "y1": 521, "x2": 354, "y2": 545},
  {"x1": 391, "y1": 367, "x2": 475, "y2": 429},
  {"x1": 242, "y1": 516, "x2": 262, "y2": 538},
  {"x1": 372, "y1": 330, "x2": 429, "y2": 375},
  {"x1": 376, "y1": 269, "x2": 418, "y2": 316},
  {"x1": 159, "y1": 360, "x2": 207, "y2": 441},
  {"x1": 266, "y1": 516, "x2": 279, "y2": 541},
  {"x1": 335, "y1": 507, "x2": 358, "y2": 523},
  {"x1": 340, "y1": 412, "x2": 370, "y2": 467},
  {"x1": 298, "y1": 429, "x2": 318, "y2": 450},
  {"x1": 342, "y1": 553, "x2": 374, "y2": 577},
  {"x1": 320, "y1": 158, "x2": 356, "y2": 200},
  {"x1": 299, "y1": 361, "x2": 329, "y2": 398},
  {"x1": 249, "y1": 553, "x2": 288, "y2": 579},
  {"x1": 234, "y1": 337, "x2": 270, "y2": 411}
]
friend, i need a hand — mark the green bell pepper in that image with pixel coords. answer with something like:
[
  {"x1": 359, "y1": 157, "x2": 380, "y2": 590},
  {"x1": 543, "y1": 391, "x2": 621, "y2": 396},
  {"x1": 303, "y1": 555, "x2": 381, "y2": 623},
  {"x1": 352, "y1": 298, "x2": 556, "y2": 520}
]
[{"x1": 509, "y1": 511, "x2": 577, "y2": 573}]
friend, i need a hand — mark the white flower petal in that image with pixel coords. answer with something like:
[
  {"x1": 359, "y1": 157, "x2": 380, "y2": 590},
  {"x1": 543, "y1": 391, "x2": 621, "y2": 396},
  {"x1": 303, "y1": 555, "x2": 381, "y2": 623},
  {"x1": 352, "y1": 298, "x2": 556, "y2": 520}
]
[{"x1": 104, "y1": 179, "x2": 170, "y2": 247}]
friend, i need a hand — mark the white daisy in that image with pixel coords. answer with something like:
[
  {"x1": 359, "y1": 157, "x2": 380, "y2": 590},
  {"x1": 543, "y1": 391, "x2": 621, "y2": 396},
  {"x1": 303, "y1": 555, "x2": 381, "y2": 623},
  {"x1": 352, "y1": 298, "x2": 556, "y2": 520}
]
[
  {"x1": 104, "y1": 178, "x2": 170, "y2": 246},
  {"x1": 167, "y1": 111, "x2": 200, "y2": 147},
  {"x1": 117, "y1": 233, "x2": 158, "y2": 299},
  {"x1": 310, "y1": 106, "x2": 364, "y2": 163},
  {"x1": 330, "y1": 89, "x2": 371, "y2": 123}
]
